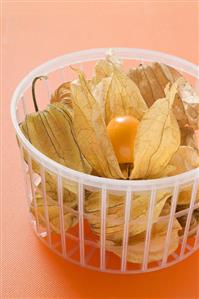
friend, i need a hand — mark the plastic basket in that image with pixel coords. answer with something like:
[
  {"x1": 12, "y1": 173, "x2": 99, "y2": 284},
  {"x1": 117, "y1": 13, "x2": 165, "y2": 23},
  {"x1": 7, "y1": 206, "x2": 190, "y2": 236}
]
[{"x1": 11, "y1": 48, "x2": 199, "y2": 274}]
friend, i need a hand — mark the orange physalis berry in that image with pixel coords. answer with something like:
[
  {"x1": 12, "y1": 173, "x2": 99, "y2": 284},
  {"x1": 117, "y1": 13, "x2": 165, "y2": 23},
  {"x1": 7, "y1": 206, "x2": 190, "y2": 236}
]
[{"x1": 107, "y1": 115, "x2": 139, "y2": 164}]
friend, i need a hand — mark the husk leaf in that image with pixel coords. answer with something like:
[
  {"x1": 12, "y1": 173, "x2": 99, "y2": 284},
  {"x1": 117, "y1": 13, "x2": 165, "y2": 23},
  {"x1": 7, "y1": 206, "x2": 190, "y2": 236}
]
[
  {"x1": 51, "y1": 82, "x2": 72, "y2": 105},
  {"x1": 91, "y1": 77, "x2": 112, "y2": 119},
  {"x1": 31, "y1": 187, "x2": 78, "y2": 233},
  {"x1": 71, "y1": 71, "x2": 125, "y2": 179},
  {"x1": 166, "y1": 146, "x2": 199, "y2": 176},
  {"x1": 106, "y1": 217, "x2": 181, "y2": 263},
  {"x1": 20, "y1": 102, "x2": 91, "y2": 194},
  {"x1": 93, "y1": 53, "x2": 121, "y2": 84},
  {"x1": 131, "y1": 82, "x2": 181, "y2": 179},
  {"x1": 104, "y1": 67, "x2": 148, "y2": 124},
  {"x1": 128, "y1": 63, "x2": 198, "y2": 148},
  {"x1": 85, "y1": 190, "x2": 171, "y2": 242},
  {"x1": 176, "y1": 204, "x2": 199, "y2": 236},
  {"x1": 181, "y1": 126, "x2": 198, "y2": 149},
  {"x1": 176, "y1": 77, "x2": 199, "y2": 129},
  {"x1": 162, "y1": 146, "x2": 199, "y2": 204},
  {"x1": 128, "y1": 62, "x2": 181, "y2": 107}
]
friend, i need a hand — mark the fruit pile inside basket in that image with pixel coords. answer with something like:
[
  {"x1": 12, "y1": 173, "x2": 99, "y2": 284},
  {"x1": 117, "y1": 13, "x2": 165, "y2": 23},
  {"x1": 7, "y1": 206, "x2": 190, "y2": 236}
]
[{"x1": 20, "y1": 53, "x2": 199, "y2": 263}]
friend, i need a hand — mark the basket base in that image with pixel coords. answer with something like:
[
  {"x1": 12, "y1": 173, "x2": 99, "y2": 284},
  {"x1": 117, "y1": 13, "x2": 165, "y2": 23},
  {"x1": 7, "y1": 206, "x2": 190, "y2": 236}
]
[{"x1": 30, "y1": 218, "x2": 199, "y2": 274}]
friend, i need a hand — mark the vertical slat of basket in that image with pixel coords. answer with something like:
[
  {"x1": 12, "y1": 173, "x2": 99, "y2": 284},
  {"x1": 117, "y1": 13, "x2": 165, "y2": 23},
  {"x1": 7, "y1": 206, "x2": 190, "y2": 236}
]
[
  {"x1": 142, "y1": 187, "x2": 157, "y2": 271},
  {"x1": 57, "y1": 175, "x2": 67, "y2": 258},
  {"x1": 19, "y1": 143, "x2": 32, "y2": 207},
  {"x1": 161, "y1": 184, "x2": 179, "y2": 265},
  {"x1": 18, "y1": 96, "x2": 30, "y2": 205},
  {"x1": 27, "y1": 152, "x2": 40, "y2": 233},
  {"x1": 100, "y1": 186, "x2": 107, "y2": 271},
  {"x1": 60, "y1": 67, "x2": 66, "y2": 82},
  {"x1": 180, "y1": 178, "x2": 199, "y2": 257},
  {"x1": 44, "y1": 76, "x2": 51, "y2": 100},
  {"x1": 121, "y1": 188, "x2": 132, "y2": 272},
  {"x1": 16, "y1": 106, "x2": 20, "y2": 124},
  {"x1": 21, "y1": 95, "x2": 28, "y2": 116},
  {"x1": 195, "y1": 77, "x2": 199, "y2": 94},
  {"x1": 78, "y1": 181, "x2": 85, "y2": 265},
  {"x1": 40, "y1": 165, "x2": 52, "y2": 246}
]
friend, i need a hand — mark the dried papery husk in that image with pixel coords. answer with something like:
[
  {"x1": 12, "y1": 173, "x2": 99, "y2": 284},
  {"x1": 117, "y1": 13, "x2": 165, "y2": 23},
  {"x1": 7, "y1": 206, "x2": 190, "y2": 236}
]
[
  {"x1": 85, "y1": 190, "x2": 171, "y2": 242},
  {"x1": 163, "y1": 146, "x2": 199, "y2": 205},
  {"x1": 177, "y1": 78, "x2": 199, "y2": 104},
  {"x1": 172, "y1": 93, "x2": 189, "y2": 128},
  {"x1": 105, "y1": 59, "x2": 198, "y2": 151},
  {"x1": 176, "y1": 77, "x2": 199, "y2": 130},
  {"x1": 119, "y1": 163, "x2": 133, "y2": 178},
  {"x1": 178, "y1": 214, "x2": 198, "y2": 237},
  {"x1": 176, "y1": 205, "x2": 199, "y2": 236},
  {"x1": 128, "y1": 63, "x2": 198, "y2": 145},
  {"x1": 93, "y1": 53, "x2": 122, "y2": 84},
  {"x1": 131, "y1": 82, "x2": 181, "y2": 179},
  {"x1": 20, "y1": 102, "x2": 90, "y2": 173},
  {"x1": 106, "y1": 217, "x2": 181, "y2": 264},
  {"x1": 71, "y1": 71, "x2": 125, "y2": 179},
  {"x1": 177, "y1": 185, "x2": 199, "y2": 205},
  {"x1": 159, "y1": 198, "x2": 198, "y2": 237},
  {"x1": 128, "y1": 62, "x2": 181, "y2": 108},
  {"x1": 19, "y1": 146, "x2": 78, "y2": 207},
  {"x1": 184, "y1": 104, "x2": 199, "y2": 129},
  {"x1": 91, "y1": 77, "x2": 112, "y2": 119},
  {"x1": 20, "y1": 101, "x2": 91, "y2": 194},
  {"x1": 181, "y1": 126, "x2": 198, "y2": 149},
  {"x1": 51, "y1": 82, "x2": 72, "y2": 106},
  {"x1": 37, "y1": 172, "x2": 77, "y2": 208},
  {"x1": 31, "y1": 187, "x2": 78, "y2": 234},
  {"x1": 160, "y1": 199, "x2": 172, "y2": 216},
  {"x1": 104, "y1": 67, "x2": 148, "y2": 124},
  {"x1": 176, "y1": 78, "x2": 199, "y2": 149},
  {"x1": 166, "y1": 146, "x2": 199, "y2": 176},
  {"x1": 170, "y1": 78, "x2": 199, "y2": 149},
  {"x1": 161, "y1": 184, "x2": 199, "y2": 208}
]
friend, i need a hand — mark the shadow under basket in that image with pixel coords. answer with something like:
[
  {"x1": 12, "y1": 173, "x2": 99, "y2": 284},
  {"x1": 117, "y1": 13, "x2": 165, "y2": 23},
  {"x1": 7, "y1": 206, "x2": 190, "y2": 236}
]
[{"x1": 11, "y1": 48, "x2": 199, "y2": 274}]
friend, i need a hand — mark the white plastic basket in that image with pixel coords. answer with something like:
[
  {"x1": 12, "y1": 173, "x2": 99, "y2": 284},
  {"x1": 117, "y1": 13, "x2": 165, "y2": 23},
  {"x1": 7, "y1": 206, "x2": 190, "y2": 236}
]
[{"x1": 11, "y1": 48, "x2": 199, "y2": 274}]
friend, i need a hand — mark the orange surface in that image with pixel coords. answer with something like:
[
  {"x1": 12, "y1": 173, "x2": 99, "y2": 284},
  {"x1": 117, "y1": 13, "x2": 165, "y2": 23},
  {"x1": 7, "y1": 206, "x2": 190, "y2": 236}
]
[{"x1": 2, "y1": 2, "x2": 199, "y2": 299}]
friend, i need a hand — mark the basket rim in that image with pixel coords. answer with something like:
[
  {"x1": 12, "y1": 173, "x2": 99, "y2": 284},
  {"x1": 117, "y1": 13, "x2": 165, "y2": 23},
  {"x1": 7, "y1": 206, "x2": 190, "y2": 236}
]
[{"x1": 11, "y1": 47, "x2": 199, "y2": 189}]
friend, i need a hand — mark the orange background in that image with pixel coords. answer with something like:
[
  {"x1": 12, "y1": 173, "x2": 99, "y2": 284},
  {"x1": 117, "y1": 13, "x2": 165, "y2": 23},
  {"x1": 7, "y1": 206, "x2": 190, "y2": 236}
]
[{"x1": 2, "y1": 1, "x2": 199, "y2": 299}]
